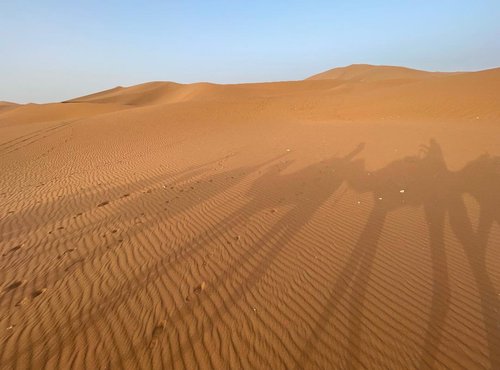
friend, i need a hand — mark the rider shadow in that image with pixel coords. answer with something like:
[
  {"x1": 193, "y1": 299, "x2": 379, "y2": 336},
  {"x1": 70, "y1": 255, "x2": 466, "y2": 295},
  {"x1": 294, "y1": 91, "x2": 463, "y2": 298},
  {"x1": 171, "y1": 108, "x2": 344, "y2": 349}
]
[{"x1": 296, "y1": 139, "x2": 500, "y2": 369}]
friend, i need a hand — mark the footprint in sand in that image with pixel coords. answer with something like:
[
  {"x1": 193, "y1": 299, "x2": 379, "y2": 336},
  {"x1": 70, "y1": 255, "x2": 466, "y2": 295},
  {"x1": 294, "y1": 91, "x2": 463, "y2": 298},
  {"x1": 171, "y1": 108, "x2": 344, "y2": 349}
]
[
  {"x1": 31, "y1": 288, "x2": 47, "y2": 299},
  {"x1": 3, "y1": 280, "x2": 24, "y2": 293},
  {"x1": 65, "y1": 258, "x2": 85, "y2": 272},
  {"x1": 193, "y1": 282, "x2": 207, "y2": 295},
  {"x1": 150, "y1": 322, "x2": 167, "y2": 346},
  {"x1": 2, "y1": 244, "x2": 22, "y2": 257},
  {"x1": 14, "y1": 288, "x2": 47, "y2": 306},
  {"x1": 15, "y1": 297, "x2": 29, "y2": 307},
  {"x1": 57, "y1": 248, "x2": 76, "y2": 259}
]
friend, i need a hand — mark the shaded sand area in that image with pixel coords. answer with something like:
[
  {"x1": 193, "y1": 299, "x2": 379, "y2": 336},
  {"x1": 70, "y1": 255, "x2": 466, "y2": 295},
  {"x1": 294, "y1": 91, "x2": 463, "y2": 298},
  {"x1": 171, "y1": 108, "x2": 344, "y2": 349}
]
[{"x1": 1, "y1": 65, "x2": 500, "y2": 369}]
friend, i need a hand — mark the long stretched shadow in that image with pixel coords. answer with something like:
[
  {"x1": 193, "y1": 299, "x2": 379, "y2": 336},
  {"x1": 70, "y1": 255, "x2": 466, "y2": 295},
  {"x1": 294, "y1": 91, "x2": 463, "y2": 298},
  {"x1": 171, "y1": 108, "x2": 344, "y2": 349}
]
[
  {"x1": 3, "y1": 139, "x2": 499, "y2": 369},
  {"x1": 294, "y1": 139, "x2": 446, "y2": 368},
  {"x1": 296, "y1": 139, "x2": 500, "y2": 369},
  {"x1": 415, "y1": 142, "x2": 500, "y2": 369},
  {"x1": 453, "y1": 153, "x2": 500, "y2": 369},
  {"x1": 143, "y1": 143, "x2": 367, "y2": 366},
  {"x1": 90, "y1": 140, "x2": 498, "y2": 368}
]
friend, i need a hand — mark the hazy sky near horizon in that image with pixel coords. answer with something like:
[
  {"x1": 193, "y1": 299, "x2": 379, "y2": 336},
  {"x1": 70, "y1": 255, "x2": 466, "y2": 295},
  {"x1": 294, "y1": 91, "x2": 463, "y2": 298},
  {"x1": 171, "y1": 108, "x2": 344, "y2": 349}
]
[{"x1": 1, "y1": 0, "x2": 499, "y2": 103}]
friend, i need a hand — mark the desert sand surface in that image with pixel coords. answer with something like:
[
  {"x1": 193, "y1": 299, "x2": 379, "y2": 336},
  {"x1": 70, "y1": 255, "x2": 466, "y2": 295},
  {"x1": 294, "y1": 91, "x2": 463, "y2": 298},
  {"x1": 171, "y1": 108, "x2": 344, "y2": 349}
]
[{"x1": 1, "y1": 64, "x2": 500, "y2": 369}]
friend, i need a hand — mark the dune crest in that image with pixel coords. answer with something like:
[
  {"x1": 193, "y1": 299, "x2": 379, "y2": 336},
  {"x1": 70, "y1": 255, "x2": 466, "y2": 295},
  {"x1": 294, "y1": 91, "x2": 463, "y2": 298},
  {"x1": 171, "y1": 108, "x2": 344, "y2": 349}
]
[{"x1": 306, "y1": 63, "x2": 458, "y2": 81}]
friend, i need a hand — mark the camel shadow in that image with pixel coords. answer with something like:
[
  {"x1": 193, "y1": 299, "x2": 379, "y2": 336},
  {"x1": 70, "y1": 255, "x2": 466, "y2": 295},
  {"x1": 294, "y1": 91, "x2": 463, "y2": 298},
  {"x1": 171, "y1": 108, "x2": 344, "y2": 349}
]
[
  {"x1": 155, "y1": 140, "x2": 499, "y2": 368},
  {"x1": 296, "y1": 139, "x2": 500, "y2": 369}
]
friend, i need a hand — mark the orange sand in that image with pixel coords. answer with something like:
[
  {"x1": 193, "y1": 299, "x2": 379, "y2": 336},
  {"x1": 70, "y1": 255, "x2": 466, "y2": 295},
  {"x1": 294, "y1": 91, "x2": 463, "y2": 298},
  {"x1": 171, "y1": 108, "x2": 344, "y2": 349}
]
[{"x1": 1, "y1": 65, "x2": 499, "y2": 369}]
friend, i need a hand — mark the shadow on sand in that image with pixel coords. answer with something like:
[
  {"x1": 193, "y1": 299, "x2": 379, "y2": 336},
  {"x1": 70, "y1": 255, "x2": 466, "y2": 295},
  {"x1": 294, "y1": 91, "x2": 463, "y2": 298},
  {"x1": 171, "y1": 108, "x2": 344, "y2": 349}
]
[
  {"x1": 2, "y1": 140, "x2": 499, "y2": 369},
  {"x1": 296, "y1": 139, "x2": 500, "y2": 369},
  {"x1": 146, "y1": 139, "x2": 498, "y2": 368},
  {"x1": 152, "y1": 140, "x2": 499, "y2": 368}
]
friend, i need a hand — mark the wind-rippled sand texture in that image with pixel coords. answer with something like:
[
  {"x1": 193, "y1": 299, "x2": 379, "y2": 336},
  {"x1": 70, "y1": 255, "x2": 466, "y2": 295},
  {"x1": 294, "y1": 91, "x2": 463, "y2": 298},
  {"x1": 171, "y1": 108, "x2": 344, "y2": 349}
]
[{"x1": 1, "y1": 65, "x2": 500, "y2": 369}]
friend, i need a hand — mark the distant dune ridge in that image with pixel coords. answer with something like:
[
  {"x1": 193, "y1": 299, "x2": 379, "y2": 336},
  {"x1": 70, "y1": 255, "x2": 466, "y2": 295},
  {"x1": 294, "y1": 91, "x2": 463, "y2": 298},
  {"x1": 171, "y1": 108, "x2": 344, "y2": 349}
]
[
  {"x1": 63, "y1": 63, "x2": 500, "y2": 121},
  {"x1": 0, "y1": 101, "x2": 18, "y2": 114},
  {"x1": 306, "y1": 63, "x2": 458, "y2": 81},
  {"x1": 1, "y1": 64, "x2": 500, "y2": 369}
]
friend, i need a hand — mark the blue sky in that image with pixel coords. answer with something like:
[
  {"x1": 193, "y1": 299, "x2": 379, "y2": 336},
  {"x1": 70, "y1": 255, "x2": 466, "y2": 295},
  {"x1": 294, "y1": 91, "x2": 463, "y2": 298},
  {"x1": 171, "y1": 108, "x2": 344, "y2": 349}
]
[{"x1": 1, "y1": 0, "x2": 499, "y2": 103}]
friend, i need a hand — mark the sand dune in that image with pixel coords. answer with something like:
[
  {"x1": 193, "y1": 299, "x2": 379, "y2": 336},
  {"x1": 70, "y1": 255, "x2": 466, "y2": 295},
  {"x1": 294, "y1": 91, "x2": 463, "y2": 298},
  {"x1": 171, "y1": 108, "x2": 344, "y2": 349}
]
[
  {"x1": 64, "y1": 65, "x2": 500, "y2": 121},
  {"x1": 306, "y1": 63, "x2": 458, "y2": 82},
  {"x1": 0, "y1": 102, "x2": 18, "y2": 114},
  {"x1": 66, "y1": 82, "x2": 202, "y2": 106},
  {"x1": 0, "y1": 101, "x2": 17, "y2": 107},
  {"x1": 0, "y1": 102, "x2": 129, "y2": 127},
  {"x1": 1, "y1": 65, "x2": 499, "y2": 369}
]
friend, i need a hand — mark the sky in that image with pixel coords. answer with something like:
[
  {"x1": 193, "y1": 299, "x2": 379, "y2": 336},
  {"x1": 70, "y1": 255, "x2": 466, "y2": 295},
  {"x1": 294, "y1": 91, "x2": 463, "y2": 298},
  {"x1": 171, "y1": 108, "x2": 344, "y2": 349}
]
[{"x1": 1, "y1": 0, "x2": 499, "y2": 103}]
